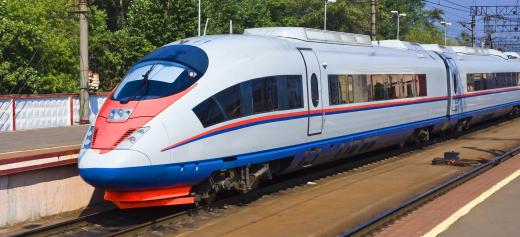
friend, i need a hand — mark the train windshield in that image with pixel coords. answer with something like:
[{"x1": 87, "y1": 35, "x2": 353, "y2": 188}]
[
  {"x1": 112, "y1": 44, "x2": 209, "y2": 102},
  {"x1": 112, "y1": 61, "x2": 198, "y2": 102}
]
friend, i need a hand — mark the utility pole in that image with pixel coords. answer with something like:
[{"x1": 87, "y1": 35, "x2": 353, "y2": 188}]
[
  {"x1": 198, "y1": 0, "x2": 201, "y2": 36},
  {"x1": 324, "y1": 1, "x2": 327, "y2": 30},
  {"x1": 371, "y1": 0, "x2": 376, "y2": 39},
  {"x1": 471, "y1": 15, "x2": 476, "y2": 47},
  {"x1": 79, "y1": 0, "x2": 90, "y2": 125}
]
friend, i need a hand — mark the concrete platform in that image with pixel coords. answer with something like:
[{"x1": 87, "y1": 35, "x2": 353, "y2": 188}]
[
  {"x1": 0, "y1": 125, "x2": 86, "y2": 160},
  {"x1": 440, "y1": 173, "x2": 520, "y2": 237},
  {"x1": 0, "y1": 125, "x2": 104, "y2": 229},
  {"x1": 376, "y1": 153, "x2": 520, "y2": 237}
]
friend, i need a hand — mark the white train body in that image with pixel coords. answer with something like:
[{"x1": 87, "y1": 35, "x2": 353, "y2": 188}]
[{"x1": 78, "y1": 27, "x2": 520, "y2": 208}]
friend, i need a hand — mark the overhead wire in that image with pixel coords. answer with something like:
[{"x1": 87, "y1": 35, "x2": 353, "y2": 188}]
[
  {"x1": 442, "y1": 0, "x2": 469, "y2": 10},
  {"x1": 424, "y1": 0, "x2": 469, "y2": 13}
]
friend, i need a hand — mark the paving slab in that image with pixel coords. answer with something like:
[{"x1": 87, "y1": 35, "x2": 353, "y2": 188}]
[
  {"x1": 0, "y1": 126, "x2": 86, "y2": 160},
  {"x1": 376, "y1": 146, "x2": 520, "y2": 237},
  {"x1": 438, "y1": 166, "x2": 520, "y2": 237}
]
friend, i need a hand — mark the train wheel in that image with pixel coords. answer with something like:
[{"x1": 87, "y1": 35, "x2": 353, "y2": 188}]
[
  {"x1": 455, "y1": 120, "x2": 465, "y2": 133},
  {"x1": 201, "y1": 190, "x2": 218, "y2": 206},
  {"x1": 463, "y1": 119, "x2": 470, "y2": 130},
  {"x1": 512, "y1": 107, "x2": 520, "y2": 116},
  {"x1": 411, "y1": 128, "x2": 430, "y2": 144},
  {"x1": 417, "y1": 128, "x2": 430, "y2": 143}
]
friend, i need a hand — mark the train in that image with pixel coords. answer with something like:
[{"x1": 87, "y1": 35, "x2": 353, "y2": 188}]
[{"x1": 78, "y1": 27, "x2": 520, "y2": 208}]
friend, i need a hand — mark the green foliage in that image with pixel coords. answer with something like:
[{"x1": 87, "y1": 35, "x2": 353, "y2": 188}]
[
  {"x1": 1, "y1": 0, "x2": 456, "y2": 94},
  {"x1": 126, "y1": 0, "x2": 197, "y2": 46},
  {"x1": 0, "y1": 0, "x2": 78, "y2": 94},
  {"x1": 202, "y1": 0, "x2": 272, "y2": 34},
  {"x1": 90, "y1": 29, "x2": 154, "y2": 90}
]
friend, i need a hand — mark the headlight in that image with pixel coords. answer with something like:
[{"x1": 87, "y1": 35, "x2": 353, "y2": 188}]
[
  {"x1": 108, "y1": 108, "x2": 133, "y2": 121},
  {"x1": 82, "y1": 126, "x2": 95, "y2": 149},
  {"x1": 117, "y1": 127, "x2": 150, "y2": 149}
]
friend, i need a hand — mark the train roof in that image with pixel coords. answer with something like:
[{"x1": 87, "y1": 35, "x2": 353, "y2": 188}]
[
  {"x1": 243, "y1": 27, "x2": 372, "y2": 46},
  {"x1": 373, "y1": 40, "x2": 426, "y2": 51},
  {"x1": 504, "y1": 52, "x2": 520, "y2": 59},
  {"x1": 372, "y1": 40, "x2": 513, "y2": 61}
]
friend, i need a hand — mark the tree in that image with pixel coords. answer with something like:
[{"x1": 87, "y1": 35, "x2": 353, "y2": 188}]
[
  {"x1": 0, "y1": 0, "x2": 78, "y2": 94},
  {"x1": 90, "y1": 0, "x2": 131, "y2": 31},
  {"x1": 126, "y1": 0, "x2": 197, "y2": 47},
  {"x1": 378, "y1": 0, "x2": 444, "y2": 43},
  {"x1": 202, "y1": 0, "x2": 273, "y2": 35},
  {"x1": 0, "y1": 0, "x2": 456, "y2": 94},
  {"x1": 455, "y1": 31, "x2": 471, "y2": 46}
]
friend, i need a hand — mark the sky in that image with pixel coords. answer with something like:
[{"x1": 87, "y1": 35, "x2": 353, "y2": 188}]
[{"x1": 425, "y1": 0, "x2": 520, "y2": 47}]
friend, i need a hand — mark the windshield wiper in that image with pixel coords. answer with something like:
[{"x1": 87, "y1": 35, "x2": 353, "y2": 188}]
[
  {"x1": 120, "y1": 64, "x2": 157, "y2": 103},
  {"x1": 142, "y1": 64, "x2": 157, "y2": 81}
]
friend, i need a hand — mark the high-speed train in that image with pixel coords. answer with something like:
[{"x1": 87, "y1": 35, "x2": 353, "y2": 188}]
[{"x1": 79, "y1": 27, "x2": 520, "y2": 208}]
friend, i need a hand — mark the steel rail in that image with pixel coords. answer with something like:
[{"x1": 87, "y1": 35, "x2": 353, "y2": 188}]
[
  {"x1": 8, "y1": 209, "x2": 117, "y2": 237},
  {"x1": 340, "y1": 144, "x2": 520, "y2": 237}
]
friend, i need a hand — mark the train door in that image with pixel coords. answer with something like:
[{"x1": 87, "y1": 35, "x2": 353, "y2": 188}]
[
  {"x1": 298, "y1": 49, "x2": 324, "y2": 135},
  {"x1": 446, "y1": 57, "x2": 464, "y2": 117},
  {"x1": 436, "y1": 52, "x2": 464, "y2": 118}
]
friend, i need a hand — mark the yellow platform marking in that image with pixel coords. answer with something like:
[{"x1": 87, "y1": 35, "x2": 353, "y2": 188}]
[{"x1": 423, "y1": 168, "x2": 520, "y2": 237}]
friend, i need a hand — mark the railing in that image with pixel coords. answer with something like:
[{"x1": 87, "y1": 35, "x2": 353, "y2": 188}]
[{"x1": 0, "y1": 93, "x2": 109, "y2": 132}]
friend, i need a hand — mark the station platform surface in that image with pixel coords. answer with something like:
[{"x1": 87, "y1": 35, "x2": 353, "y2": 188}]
[
  {"x1": 439, "y1": 173, "x2": 520, "y2": 237},
  {"x1": 376, "y1": 152, "x2": 520, "y2": 237},
  {"x1": 0, "y1": 125, "x2": 86, "y2": 160}
]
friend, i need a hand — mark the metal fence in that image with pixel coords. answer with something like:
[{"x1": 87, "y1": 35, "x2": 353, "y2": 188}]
[{"x1": 0, "y1": 93, "x2": 108, "y2": 132}]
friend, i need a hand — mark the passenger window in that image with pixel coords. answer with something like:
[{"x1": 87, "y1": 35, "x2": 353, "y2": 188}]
[
  {"x1": 328, "y1": 75, "x2": 340, "y2": 105},
  {"x1": 193, "y1": 98, "x2": 225, "y2": 127},
  {"x1": 253, "y1": 77, "x2": 278, "y2": 113},
  {"x1": 483, "y1": 73, "x2": 491, "y2": 90},
  {"x1": 487, "y1": 73, "x2": 496, "y2": 89},
  {"x1": 311, "y1": 74, "x2": 320, "y2": 107},
  {"x1": 240, "y1": 81, "x2": 253, "y2": 116},
  {"x1": 215, "y1": 84, "x2": 242, "y2": 119},
  {"x1": 417, "y1": 74, "x2": 427, "y2": 96},
  {"x1": 473, "y1": 73, "x2": 482, "y2": 91},
  {"x1": 371, "y1": 75, "x2": 386, "y2": 101},
  {"x1": 352, "y1": 75, "x2": 370, "y2": 103},
  {"x1": 402, "y1": 75, "x2": 416, "y2": 98},
  {"x1": 328, "y1": 75, "x2": 349, "y2": 105},
  {"x1": 388, "y1": 75, "x2": 403, "y2": 99},
  {"x1": 347, "y1": 75, "x2": 354, "y2": 103},
  {"x1": 286, "y1": 75, "x2": 304, "y2": 109},
  {"x1": 466, "y1": 74, "x2": 474, "y2": 92},
  {"x1": 194, "y1": 75, "x2": 305, "y2": 128},
  {"x1": 508, "y1": 72, "x2": 515, "y2": 87}
]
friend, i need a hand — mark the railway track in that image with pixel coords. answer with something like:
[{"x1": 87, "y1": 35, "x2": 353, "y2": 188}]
[
  {"x1": 10, "y1": 116, "x2": 519, "y2": 237},
  {"x1": 340, "y1": 142, "x2": 520, "y2": 237}
]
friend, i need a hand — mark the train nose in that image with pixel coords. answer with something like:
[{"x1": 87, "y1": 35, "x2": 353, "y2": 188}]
[{"x1": 78, "y1": 149, "x2": 156, "y2": 190}]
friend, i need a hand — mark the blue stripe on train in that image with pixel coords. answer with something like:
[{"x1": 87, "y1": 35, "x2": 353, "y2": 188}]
[
  {"x1": 79, "y1": 116, "x2": 447, "y2": 190},
  {"x1": 80, "y1": 100, "x2": 520, "y2": 190}
]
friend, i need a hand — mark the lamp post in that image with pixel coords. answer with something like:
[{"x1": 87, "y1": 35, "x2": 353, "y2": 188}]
[
  {"x1": 324, "y1": 0, "x2": 336, "y2": 30},
  {"x1": 391, "y1": 10, "x2": 406, "y2": 40},
  {"x1": 198, "y1": 0, "x2": 201, "y2": 36},
  {"x1": 440, "y1": 21, "x2": 452, "y2": 46}
]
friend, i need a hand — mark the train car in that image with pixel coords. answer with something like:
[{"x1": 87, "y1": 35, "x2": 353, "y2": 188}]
[
  {"x1": 78, "y1": 27, "x2": 520, "y2": 208},
  {"x1": 421, "y1": 44, "x2": 520, "y2": 129}
]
